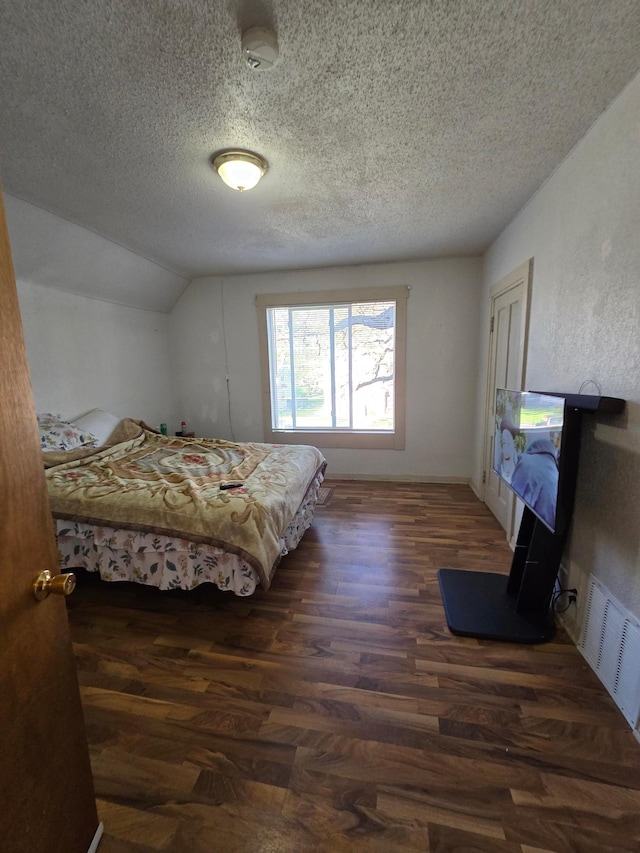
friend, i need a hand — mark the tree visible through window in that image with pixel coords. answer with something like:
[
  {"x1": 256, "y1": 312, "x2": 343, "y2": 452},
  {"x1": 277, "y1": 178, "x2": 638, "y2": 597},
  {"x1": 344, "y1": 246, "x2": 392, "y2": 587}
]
[
  {"x1": 257, "y1": 287, "x2": 408, "y2": 450},
  {"x1": 268, "y1": 301, "x2": 396, "y2": 431}
]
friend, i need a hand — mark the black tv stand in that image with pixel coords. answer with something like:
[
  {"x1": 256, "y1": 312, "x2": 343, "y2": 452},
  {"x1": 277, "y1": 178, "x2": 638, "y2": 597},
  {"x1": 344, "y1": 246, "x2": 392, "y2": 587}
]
[
  {"x1": 438, "y1": 507, "x2": 565, "y2": 643},
  {"x1": 438, "y1": 391, "x2": 625, "y2": 644}
]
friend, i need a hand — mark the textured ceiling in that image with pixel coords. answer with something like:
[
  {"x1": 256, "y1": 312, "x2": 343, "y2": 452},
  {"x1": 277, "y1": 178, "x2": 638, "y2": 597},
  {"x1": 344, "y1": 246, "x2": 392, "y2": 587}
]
[{"x1": 1, "y1": 0, "x2": 639, "y2": 279}]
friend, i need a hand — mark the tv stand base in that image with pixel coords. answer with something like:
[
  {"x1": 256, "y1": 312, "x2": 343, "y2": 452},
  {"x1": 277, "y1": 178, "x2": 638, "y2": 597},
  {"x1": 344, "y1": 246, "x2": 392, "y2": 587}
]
[
  {"x1": 437, "y1": 568, "x2": 556, "y2": 644},
  {"x1": 438, "y1": 507, "x2": 564, "y2": 644}
]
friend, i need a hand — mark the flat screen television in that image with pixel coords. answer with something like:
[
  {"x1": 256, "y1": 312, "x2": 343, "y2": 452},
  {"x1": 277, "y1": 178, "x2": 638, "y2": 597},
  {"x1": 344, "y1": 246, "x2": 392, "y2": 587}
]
[{"x1": 492, "y1": 389, "x2": 568, "y2": 534}]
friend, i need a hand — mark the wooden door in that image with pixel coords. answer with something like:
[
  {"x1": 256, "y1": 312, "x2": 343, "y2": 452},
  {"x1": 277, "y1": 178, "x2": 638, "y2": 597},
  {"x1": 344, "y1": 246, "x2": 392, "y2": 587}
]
[
  {"x1": 0, "y1": 187, "x2": 100, "y2": 853},
  {"x1": 483, "y1": 260, "x2": 531, "y2": 541}
]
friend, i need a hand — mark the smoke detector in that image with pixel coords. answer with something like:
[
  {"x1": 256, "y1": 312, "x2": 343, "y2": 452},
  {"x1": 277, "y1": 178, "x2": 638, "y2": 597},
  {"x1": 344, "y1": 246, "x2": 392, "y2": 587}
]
[{"x1": 242, "y1": 27, "x2": 279, "y2": 70}]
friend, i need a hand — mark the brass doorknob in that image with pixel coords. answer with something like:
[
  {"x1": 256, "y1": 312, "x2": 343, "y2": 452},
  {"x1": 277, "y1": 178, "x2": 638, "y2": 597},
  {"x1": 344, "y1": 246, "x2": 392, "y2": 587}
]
[{"x1": 33, "y1": 570, "x2": 76, "y2": 601}]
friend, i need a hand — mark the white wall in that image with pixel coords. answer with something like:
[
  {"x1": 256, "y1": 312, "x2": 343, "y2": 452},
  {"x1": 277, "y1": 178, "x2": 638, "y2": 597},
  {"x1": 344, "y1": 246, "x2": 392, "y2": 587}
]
[
  {"x1": 5, "y1": 194, "x2": 189, "y2": 312},
  {"x1": 4, "y1": 197, "x2": 186, "y2": 430},
  {"x1": 474, "y1": 73, "x2": 640, "y2": 619},
  {"x1": 171, "y1": 258, "x2": 482, "y2": 480},
  {"x1": 18, "y1": 280, "x2": 177, "y2": 429}
]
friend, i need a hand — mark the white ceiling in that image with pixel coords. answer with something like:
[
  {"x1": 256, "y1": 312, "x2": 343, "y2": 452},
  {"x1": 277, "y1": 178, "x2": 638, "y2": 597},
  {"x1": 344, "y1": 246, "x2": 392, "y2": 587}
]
[{"x1": 1, "y1": 0, "x2": 639, "y2": 280}]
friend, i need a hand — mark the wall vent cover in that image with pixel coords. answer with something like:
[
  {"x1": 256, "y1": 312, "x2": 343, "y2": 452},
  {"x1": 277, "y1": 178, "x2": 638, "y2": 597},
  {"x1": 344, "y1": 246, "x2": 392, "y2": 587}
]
[{"x1": 579, "y1": 577, "x2": 640, "y2": 728}]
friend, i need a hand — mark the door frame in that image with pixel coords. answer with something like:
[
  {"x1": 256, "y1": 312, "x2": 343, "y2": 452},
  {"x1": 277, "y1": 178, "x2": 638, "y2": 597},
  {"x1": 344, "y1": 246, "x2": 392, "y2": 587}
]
[{"x1": 481, "y1": 259, "x2": 532, "y2": 545}]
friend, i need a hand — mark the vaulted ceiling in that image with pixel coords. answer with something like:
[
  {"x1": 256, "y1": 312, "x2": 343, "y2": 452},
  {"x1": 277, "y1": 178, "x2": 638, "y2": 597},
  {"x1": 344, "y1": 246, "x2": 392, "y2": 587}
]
[{"x1": 1, "y1": 0, "x2": 639, "y2": 279}]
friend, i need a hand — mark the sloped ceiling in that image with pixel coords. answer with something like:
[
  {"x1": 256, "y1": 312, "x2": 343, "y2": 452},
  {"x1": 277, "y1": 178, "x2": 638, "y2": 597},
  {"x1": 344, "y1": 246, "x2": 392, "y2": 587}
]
[{"x1": 1, "y1": 0, "x2": 639, "y2": 282}]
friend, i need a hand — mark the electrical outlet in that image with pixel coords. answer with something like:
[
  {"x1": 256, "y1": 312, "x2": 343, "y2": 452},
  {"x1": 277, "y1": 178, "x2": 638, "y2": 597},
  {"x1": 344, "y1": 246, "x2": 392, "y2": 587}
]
[{"x1": 553, "y1": 563, "x2": 578, "y2": 627}]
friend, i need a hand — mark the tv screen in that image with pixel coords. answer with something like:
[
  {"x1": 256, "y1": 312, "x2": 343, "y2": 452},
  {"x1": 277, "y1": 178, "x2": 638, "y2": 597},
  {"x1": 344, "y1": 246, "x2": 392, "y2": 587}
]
[{"x1": 492, "y1": 389, "x2": 565, "y2": 532}]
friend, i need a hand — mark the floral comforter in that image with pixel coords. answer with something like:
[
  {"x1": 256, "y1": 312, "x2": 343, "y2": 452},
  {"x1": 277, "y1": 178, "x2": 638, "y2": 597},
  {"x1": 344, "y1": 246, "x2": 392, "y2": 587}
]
[{"x1": 45, "y1": 425, "x2": 326, "y2": 590}]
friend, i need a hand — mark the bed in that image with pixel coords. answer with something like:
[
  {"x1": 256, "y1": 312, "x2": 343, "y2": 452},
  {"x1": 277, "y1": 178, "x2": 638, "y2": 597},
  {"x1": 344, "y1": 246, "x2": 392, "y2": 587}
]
[{"x1": 41, "y1": 413, "x2": 326, "y2": 596}]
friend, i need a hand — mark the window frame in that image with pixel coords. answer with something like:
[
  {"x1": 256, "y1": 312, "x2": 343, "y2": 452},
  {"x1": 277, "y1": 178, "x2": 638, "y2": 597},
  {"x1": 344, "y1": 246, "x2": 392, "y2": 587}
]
[{"x1": 256, "y1": 285, "x2": 408, "y2": 450}]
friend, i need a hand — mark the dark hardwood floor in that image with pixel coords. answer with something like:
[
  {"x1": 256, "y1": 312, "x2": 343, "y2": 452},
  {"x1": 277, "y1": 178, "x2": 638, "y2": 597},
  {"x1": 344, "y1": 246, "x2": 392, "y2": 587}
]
[{"x1": 65, "y1": 481, "x2": 640, "y2": 853}]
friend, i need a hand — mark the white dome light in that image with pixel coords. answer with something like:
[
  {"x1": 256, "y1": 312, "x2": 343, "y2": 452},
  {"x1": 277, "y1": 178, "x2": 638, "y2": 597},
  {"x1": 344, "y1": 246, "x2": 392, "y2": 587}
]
[{"x1": 212, "y1": 150, "x2": 267, "y2": 192}]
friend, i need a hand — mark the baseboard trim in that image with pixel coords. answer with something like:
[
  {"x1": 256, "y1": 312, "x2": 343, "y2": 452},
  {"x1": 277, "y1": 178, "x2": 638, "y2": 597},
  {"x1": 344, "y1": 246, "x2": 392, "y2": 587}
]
[
  {"x1": 323, "y1": 473, "x2": 470, "y2": 484},
  {"x1": 557, "y1": 610, "x2": 581, "y2": 645},
  {"x1": 88, "y1": 822, "x2": 104, "y2": 853},
  {"x1": 468, "y1": 477, "x2": 482, "y2": 499}
]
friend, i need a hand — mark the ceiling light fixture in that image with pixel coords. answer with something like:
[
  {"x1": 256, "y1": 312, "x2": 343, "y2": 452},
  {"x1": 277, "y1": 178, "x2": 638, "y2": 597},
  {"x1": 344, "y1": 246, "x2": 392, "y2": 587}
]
[{"x1": 211, "y1": 150, "x2": 267, "y2": 192}]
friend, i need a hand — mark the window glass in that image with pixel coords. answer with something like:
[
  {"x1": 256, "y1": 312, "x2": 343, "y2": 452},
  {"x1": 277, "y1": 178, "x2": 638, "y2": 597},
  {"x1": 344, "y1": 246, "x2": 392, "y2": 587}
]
[
  {"x1": 257, "y1": 286, "x2": 408, "y2": 450},
  {"x1": 267, "y1": 301, "x2": 396, "y2": 432}
]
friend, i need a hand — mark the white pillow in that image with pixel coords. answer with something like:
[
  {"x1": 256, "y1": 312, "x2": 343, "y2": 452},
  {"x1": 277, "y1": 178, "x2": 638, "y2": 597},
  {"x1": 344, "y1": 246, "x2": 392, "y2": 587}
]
[
  {"x1": 37, "y1": 413, "x2": 97, "y2": 451},
  {"x1": 73, "y1": 408, "x2": 121, "y2": 446}
]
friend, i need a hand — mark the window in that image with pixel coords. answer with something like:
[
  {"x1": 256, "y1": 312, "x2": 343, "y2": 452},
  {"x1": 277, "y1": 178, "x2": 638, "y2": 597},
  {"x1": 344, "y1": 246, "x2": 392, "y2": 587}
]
[{"x1": 256, "y1": 286, "x2": 408, "y2": 449}]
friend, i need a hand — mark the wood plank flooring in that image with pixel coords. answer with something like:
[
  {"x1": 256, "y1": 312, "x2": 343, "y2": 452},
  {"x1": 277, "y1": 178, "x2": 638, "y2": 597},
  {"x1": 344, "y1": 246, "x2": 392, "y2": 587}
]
[{"x1": 65, "y1": 481, "x2": 640, "y2": 853}]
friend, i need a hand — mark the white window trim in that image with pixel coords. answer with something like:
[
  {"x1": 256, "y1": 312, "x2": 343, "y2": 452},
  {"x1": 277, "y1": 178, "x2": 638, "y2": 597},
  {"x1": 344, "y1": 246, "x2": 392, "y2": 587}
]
[{"x1": 256, "y1": 286, "x2": 408, "y2": 450}]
